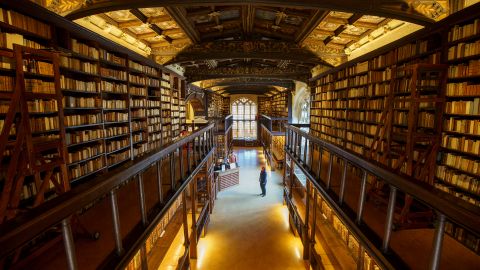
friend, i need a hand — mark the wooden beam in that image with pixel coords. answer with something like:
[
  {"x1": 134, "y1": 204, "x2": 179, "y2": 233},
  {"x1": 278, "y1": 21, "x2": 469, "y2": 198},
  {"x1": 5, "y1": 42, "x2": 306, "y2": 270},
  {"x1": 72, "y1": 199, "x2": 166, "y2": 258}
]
[
  {"x1": 96, "y1": 14, "x2": 143, "y2": 42},
  {"x1": 137, "y1": 28, "x2": 184, "y2": 39},
  {"x1": 195, "y1": 18, "x2": 242, "y2": 30},
  {"x1": 200, "y1": 28, "x2": 242, "y2": 41},
  {"x1": 66, "y1": 0, "x2": 435, "y2": 26},
  {"x1": 165, "y1": 6, "x2": 201, "y2": 43},
  {"x1": 324, "y1": 13, "x2": 362, "y2": 46},
  {"x1": 150, "y1": 38, "x2": 191, "y2": 48},
  {"x1": 118, "y1": 15, "x2": 173, "y2": 29},
  {"x1": 242, "y1": 5, "x2": 255, "y2": 38},
  {"x1": 295, "y1": 10, "x2": 329, "y2": 43},
  {"x1": 253, "y1": 26, "x2": 294, "y2": 41},
  {"x1": 169, "y1": 40, "x2": 331, "y2": 66},
  {"x1": 255, "y1": 6, "x2": 311, "y2": 19},
  {"x1": 254, "y1": 18, "x2": 299, "y2": 33},
  {"x1": 187, "y1": 6, "x2": 239, "y2": 18}
]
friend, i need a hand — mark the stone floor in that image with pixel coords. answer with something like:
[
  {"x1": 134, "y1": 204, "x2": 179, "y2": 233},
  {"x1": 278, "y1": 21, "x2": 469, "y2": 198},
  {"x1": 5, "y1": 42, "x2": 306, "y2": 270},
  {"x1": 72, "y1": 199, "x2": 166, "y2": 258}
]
[{"x1": 191, "y1": 147, "x2": 307, "y2": 270}]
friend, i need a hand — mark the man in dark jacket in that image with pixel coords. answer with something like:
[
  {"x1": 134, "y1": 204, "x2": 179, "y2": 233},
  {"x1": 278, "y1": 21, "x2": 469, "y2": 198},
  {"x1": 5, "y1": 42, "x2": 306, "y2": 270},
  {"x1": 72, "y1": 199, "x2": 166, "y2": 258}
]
[{"x1": 259, "y1": 167, "x2": 267, "y2": 197}]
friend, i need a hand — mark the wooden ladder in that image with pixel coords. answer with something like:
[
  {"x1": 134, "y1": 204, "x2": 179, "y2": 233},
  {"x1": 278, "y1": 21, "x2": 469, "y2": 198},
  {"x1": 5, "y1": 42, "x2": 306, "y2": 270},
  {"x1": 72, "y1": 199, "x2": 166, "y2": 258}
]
[
  {"x1": 0, "y1": 45, "x2": 69, "y2": 223},
  {"x1": 368, "y1": 63, "x2": 447, "y2": 229}
]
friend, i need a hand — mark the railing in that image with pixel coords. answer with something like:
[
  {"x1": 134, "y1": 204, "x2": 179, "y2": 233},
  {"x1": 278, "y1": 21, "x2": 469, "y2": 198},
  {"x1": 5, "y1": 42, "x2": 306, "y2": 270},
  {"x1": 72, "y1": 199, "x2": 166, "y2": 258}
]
[
  {"x1": 210, "y1": 114, "x2": 233, "y2": 134},
  {"x1": 284, "y1": 188, "x2": 304, "y2": 237},
  {"x1": 259, "y1": 114, "x2": 288, "y2": 135},
  {"x1": 196, "y1": 201, "x2": 210, "y2": 242},
  {"x1": 0, "y1": 124, "x2": 216, "y2": 270},
  {"x1": 285, "y1": 124, "x2": 480, "y2": 270}
]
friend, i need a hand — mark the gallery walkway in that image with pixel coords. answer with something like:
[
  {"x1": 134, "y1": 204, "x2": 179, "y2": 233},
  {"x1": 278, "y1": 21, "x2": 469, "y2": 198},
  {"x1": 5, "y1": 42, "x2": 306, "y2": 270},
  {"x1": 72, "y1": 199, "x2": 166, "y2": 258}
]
[{"x1": 191, "y1": 147, "x2": 306, "y2": 270}]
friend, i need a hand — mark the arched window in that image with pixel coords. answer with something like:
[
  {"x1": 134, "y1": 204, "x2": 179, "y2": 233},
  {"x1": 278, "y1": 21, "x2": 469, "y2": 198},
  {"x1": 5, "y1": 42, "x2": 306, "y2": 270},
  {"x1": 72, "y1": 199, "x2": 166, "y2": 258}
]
[
  {"x1": 232, "y1": 98, "x2": 257, "y2": 139},
  {"x1": 300, "y1": 97, "x2": 310, "y2": 124}
]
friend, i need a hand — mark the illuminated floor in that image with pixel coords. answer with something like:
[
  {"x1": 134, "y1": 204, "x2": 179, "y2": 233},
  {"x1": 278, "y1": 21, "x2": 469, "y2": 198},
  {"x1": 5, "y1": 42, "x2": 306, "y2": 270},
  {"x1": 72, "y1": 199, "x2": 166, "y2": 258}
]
[{"x1": 191, "y1": 147, "x2": 306, "y2": 270}]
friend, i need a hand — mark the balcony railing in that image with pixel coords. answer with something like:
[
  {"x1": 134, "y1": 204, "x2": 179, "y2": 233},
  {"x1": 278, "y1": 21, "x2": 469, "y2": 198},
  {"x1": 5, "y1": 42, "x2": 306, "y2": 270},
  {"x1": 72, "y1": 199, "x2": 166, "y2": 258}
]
[
  {"x1": 259, "y1": 114, "x2": 288, "y2": 135},
  {"x1": 285, "y1": 124, "x2": 480, "y2": 270},
  {"x1": 0, "y1": 124, "x2": 216, "y2": 269}
]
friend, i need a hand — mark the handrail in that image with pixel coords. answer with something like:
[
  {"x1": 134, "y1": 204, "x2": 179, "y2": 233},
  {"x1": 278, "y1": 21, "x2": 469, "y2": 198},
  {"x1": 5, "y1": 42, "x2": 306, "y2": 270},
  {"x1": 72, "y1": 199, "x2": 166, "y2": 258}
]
[
  {"x1": 285, "y1": 124, "x2": 480, "y2": 269},
  {"x1": 195, "y1": 201, "x2": 210, "y2": 241},
  {"x1": 285, "y1": 125, "x2": 480, "y2": 233},
  {"x1": 0, "y1": 123, "x2": 216, "y2": 259}
]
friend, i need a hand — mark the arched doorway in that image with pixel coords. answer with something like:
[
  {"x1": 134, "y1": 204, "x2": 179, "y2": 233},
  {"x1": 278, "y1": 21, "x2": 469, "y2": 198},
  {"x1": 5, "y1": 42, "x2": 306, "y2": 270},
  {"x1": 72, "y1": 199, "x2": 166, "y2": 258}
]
[{"x1": 232, "y1": 98, "x2": 257, "y2": 140}]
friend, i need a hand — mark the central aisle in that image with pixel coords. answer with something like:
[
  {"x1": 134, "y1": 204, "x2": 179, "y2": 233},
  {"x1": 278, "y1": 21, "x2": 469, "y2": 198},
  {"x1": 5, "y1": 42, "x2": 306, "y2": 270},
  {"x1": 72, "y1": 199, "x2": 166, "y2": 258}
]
[{"x1": 192, "y1": 147, "x2": 306, "y2": 270}]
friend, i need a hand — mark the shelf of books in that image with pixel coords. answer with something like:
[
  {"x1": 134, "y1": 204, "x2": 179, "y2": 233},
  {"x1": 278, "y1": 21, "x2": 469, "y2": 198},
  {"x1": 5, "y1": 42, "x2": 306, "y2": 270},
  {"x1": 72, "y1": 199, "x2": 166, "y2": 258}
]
[
  {"x1": 306, "y1": 183, "x2": 380, "y2": 270},
  {"x1": 222, "y1": 96, "x2": 230, "y2": 115},
  {"x1": 146, "y1": 66, "x2": 162, "y2": 151},
  {"x1": 207, "y1": 91, "x2": 224, "y2": 118},
  {"x1": 179, "y1": 99, "x2": 186, "y2": 132},
  {"x1": 161, "y1": 71, "x2": 172, "y2": 145},
  {"x1": 99, "y1": 49, "x2": 131, "y2": 169},
  {"x1": 171, "y1": 76, "x2": 180, "y2": 140},
  {"x1": 59, "y1": 39, "x2": 106, "y2": 183},
  {"x1": 258, "y1": 96, "x2": 272, "y2": 116},
  {"x1": 128, "y1": 59, "x2": 149, "y2": 159},
  {"x1": 0, "y1": 4, "x2": 188, "y2": 221},
  {"x1": 272, "y1": 92, "x2": 288, "y2": 118},
  {"x1": 310, "y1": 5, "x2": 480, "y2": 254}
]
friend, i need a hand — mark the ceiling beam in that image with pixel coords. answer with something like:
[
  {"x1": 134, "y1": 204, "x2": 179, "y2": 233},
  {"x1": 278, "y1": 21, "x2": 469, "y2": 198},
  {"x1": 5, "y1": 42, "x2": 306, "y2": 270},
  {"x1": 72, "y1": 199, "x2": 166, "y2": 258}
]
[
  {"x1": 200, "y1": 27, "x2": 243, "y2": 41},
  {"x1": 201, "y1": 78, "x2": 294, "y2": 89},
  {"x1": 95, "y1": 13, "x2": 148, "y2": 45},
  {"x1": 242, "y1": 5, "x2": 255, "y2": 38},
  {"x1": 167, "y1": 40, "x2": 332, "y2": 66},
  {"x1": 165, "y1": 6, "x2": 201, "y2": 43},
  {"x1": 130, "y1": 9, "x2": 173, "y2": 43},
  {"x1": 324, "y1": 13, "x2": 362, "y2": 46},
  {"x1": 295, "y1": 10, "x2": 329, "y2": 43},
  {"x1": 118, "y1": 15, "x2": 172, "y2": 28},
  {"x1": 150, "y1": 38, "x2": 191, "y2": 48},
  {"x1": 252, "y1": 26, "x2": 294, "y2": 41},
  {"x1": 185, "y1": 63, "x2": 311, "y2": 83},
  {"x1": 186, "y1": 6, "x2": 239, "y2": 18},
  {"x1": 254, "y1": 18, "x2": 299, "y2": 33},
  {"x1": 195, "y1": 18, "x2": 242, "y2": 30},
  {"x1": 66, "y1": 0, "x2": 435, "y2": 26},
  {"x1": 137, "y1": 28, "x2": 184, "y2": 39},
  {"x1": 255, "y1": 6, "x2": 311, "y2": 18}
]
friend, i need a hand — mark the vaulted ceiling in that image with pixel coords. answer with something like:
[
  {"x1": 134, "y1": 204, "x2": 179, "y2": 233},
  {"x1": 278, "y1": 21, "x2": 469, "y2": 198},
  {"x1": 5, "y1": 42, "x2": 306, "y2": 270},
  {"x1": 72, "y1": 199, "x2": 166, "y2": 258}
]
[{"x1": 31, "y1": 0, "x2": 457, "y2": 95}]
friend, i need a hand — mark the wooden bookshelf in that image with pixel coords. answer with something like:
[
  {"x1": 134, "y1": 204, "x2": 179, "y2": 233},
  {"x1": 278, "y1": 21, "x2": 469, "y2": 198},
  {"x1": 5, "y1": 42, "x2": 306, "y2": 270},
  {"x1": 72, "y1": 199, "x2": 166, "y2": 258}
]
[
  {"x1": 0, "y1": 4, "x2": 187, "y2": 217},
  {"x1": 310, "y1": 3, "x2": 480, "y2": 254},
  {"x1": 272, "y1": 92, "x2": 288, "y2": 118},
  {"x1": 222, "y1": 96, "x2": 230, "y2": 115},
  {"x1": 258, "y1": 96, "x2": 272, "y2": 116}
]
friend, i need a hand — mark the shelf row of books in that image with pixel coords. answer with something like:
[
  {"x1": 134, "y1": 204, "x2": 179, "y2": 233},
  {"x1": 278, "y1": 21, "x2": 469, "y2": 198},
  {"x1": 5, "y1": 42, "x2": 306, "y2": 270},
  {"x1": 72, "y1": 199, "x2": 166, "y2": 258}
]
[
  {"x1": 0, "y1": 18, "x2": 186, "y2": 188},
  {"x1": 314, "y1": 189, "x2": 380, "y2": 270},
  {"x1": 311, "y1": 8, "x2": 480, "y2": 254}
]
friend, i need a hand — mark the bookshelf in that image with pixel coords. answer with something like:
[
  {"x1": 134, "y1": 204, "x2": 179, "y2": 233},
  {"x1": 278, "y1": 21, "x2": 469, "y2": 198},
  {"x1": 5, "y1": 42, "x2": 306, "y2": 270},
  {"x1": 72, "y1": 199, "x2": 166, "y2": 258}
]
[
  {"x1": 207, "y1": 91, "x2": 225, "y2": 118},
  {"x1": 0, "y1": 4, "x2": 187, "y2": 200},
  {"x1": 272, "y1": 92, "x2": 288, "y2": 118},
  {"x1": 310, "y1": 4, "x2": 480, "y2": 254},
  {"x1": 222, "y1": 96, "x2": 230, "y2": 115},
  {"x1": 171, "y1": 75, "x2": 180, "y2": 140},
  {"x1": 258, "y1": 96, "x2": 272, "y2": 116},
  {"x1": 128, "y1": 59, "x2": 149, "y2": 159},
  {"x1": 160, "y1": 71, "x2": 172, "y2": 145}
]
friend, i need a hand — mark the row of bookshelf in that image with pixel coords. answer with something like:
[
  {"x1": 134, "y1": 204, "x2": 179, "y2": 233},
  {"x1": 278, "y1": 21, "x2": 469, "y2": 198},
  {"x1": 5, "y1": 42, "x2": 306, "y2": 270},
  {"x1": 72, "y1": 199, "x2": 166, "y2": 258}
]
[{"x1": 309, "y1": 8, "x2": 480, "y2": 256}]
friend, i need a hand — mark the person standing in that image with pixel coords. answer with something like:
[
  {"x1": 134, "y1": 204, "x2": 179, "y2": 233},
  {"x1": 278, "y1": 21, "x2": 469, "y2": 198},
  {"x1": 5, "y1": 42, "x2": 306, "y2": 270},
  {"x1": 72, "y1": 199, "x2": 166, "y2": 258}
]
[{"x1": 259, "y1": 167, "x2": 267, "y2": 197}]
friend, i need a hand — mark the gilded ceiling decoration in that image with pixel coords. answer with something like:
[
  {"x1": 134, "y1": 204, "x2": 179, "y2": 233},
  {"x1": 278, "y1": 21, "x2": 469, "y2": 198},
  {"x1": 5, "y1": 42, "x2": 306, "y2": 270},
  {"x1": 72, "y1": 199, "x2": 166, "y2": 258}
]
[{"x1": 28, "y1": 0, "x2": 479, "y2": 94}]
